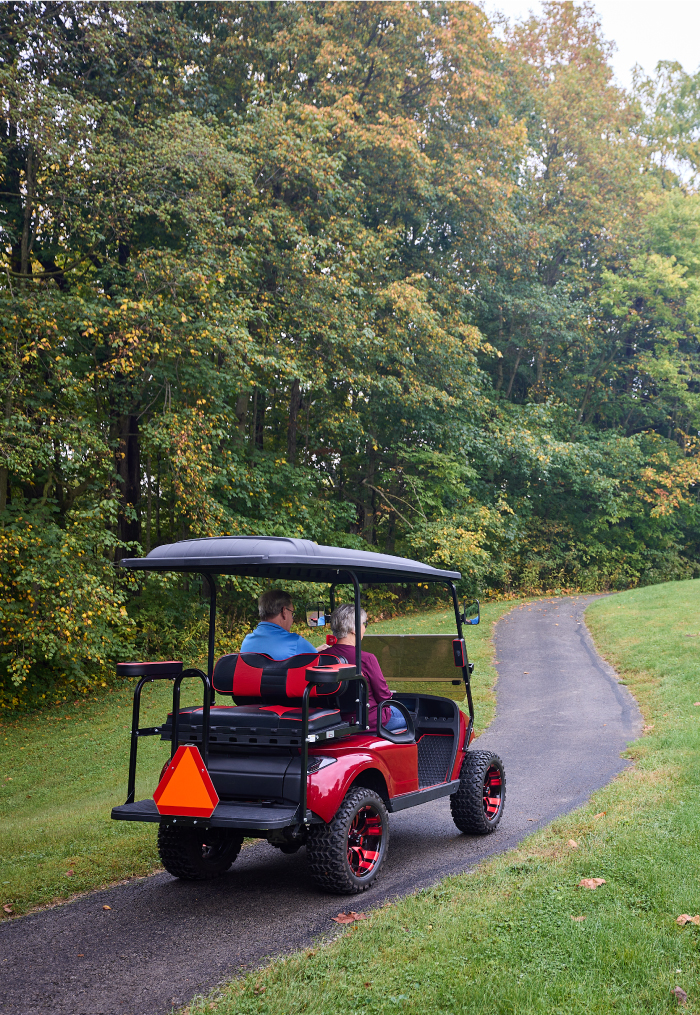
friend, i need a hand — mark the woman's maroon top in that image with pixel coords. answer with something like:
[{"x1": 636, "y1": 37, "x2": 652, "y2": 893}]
[{"x1": 329, "y1": 643, "x2": 392, "y2": 728}]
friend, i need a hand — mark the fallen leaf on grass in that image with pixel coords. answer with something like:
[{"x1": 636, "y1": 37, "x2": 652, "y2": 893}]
[
  {"x1": 102, "y1": 905, "x2": 111, "y2": 911},
  {"x1": 672, "y1": 985, "x2": 688, "y2": 1005},
  {"x1": 593, "y1": 812, "x2": 606, "y2": 820},
  {"x1": 64, "y1": 870, "x2": 74, "y2": 877},
  {"x1": 579, "y1": 878, "x2": 606, "y2": 890},
  {"x1": 567, "y1": 839, "x2": 578, "y2": 848},
  {"x1": 364, "y1": 982, "x2": 372, "y2": 988},
  {"x1": 332, "y1": 911, "x2": 366, "y2": 924},
  {"x1": 676, "y1": 915, "x2": 700, "y2": 926},
  {"x1": 3, "y1": 904, "x2": 13, "y2": 915},
  {"x1": 571, "y1": 915, "x2": 586, "y2": 922}
]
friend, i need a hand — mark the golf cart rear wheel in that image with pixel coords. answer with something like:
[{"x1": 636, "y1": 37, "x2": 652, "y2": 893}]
[
  {"x1": 306, "y1": 786, "x2": 389, "y2": 895},
  {"x1": 157, "y1": 824, "x2": 244, "y2": 880},
  {"x1": 450, "y1": 750, "x2": 505, "y2": 835}
]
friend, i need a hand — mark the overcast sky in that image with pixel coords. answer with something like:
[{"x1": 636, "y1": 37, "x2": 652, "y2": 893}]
[{"x1": 482, "y1": 1, "x2": 700, "y2": 89}]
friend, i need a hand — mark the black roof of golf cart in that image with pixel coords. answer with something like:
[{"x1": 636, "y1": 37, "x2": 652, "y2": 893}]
[
  {"x1": 117, "y1": 535, "x2": 461, "y2": 583},
  {"x1": 112, "y1": 535, "x2": 479, "y2": 838}
]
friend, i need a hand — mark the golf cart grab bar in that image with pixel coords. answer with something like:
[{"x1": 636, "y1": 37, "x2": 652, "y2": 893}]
[
  {"x1": 297, "y1": 667, "x2": 369, "y2": 825},
  {"x1": 376, "y1": 698, "x2": 415, "y2": 745},
  {"x1": 119, "y1": 661, "x2": 212, "y2": 805}
]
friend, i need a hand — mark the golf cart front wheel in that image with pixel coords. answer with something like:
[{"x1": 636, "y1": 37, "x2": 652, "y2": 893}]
[
  {"x1": 306, "y1": 786, "x2": 389, "y2": 894},
  {"x1": 450, "y1": 750, "x2": 505, "y2": 834},
  {"x1": 157, "y1": 824, "x2": 244, "y2": 880}
]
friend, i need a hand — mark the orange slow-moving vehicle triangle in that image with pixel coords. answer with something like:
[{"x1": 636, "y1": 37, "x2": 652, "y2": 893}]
[{"x1": 154, "y1": 745, "x2": 219, "y2": 817}]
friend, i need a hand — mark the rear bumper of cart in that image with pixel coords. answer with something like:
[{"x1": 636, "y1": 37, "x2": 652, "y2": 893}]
[{"x1": 111, "y1": 798, "x2": 323, "y2": 831}]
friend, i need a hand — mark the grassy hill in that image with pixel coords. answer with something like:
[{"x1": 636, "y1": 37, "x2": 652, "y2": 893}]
[{"x1": 185, "y1": 581, "x2": 700, "y2": 1015}]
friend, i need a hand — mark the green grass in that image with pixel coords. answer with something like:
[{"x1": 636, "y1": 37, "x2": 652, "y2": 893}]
[
  {"x1": 0, "y1": 601, "x2": 511, "y2": 917},
  {"x1": 0, "y1": 681, "x2": 176, "y2": 915},
  {"x1": 180, "y1": 579, "x2": 700, "y2": 1015}
]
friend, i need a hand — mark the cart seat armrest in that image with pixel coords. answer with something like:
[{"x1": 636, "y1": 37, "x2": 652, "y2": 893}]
[{"x1": 117, "y1": 660, "x2": 183, "y2": 679}]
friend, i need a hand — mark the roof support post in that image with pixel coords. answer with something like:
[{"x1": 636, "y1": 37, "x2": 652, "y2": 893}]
[
  {"x1": 447, "y1": 580, "x2": 474, "y2": 720},
  {"x1": 348, "y1": 570, "x2": 368, "y2": 729},
  {"x1": 202, "y1": 573, "x2": 216, "y2": 706}
]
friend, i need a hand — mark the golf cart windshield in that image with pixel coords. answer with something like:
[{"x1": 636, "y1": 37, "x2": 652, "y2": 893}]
[{"x1": 362, "y1": 633, "x2": 467, "y2": 703}]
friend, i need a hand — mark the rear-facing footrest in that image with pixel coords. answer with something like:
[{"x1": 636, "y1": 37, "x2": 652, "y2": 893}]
[{"x1": 112, "y1": 798, "x2": 315, "y2": 830}]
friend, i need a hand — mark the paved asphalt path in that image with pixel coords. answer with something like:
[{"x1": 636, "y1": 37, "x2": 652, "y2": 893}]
[{"x1": 0, "y1": 595, "x2": 641, "y2": 1015}]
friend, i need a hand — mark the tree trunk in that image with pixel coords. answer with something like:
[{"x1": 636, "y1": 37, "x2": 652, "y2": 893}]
[
  {"x1": 234, "y1": 392, "x2": 249, "y2": 443},
  {"x1": 155, "y1": 453, "x2": 161, "y2": 543},
  {"x1": 506, "y1": 348, "x2": 522, "y2": 398},
  {"x1": 255, "y1": 392, "x2": 265, "y2": 450},
  {"x1": 20, "y1": 145, "x2": 35, "y2": 277},
  {"x1": 146, "y1": 453, "x2": 152, "y2": 553},
  {"x1": 286, "y1": 378, "x2": 301, "y2": 464},
  {"x1": 363, "y1": 441, "x2": 377, "y2": 544},
  {"x1": 6, "y1": 118, "x2": 23, "y2": 275},
  {"x1": 0, "y1": 387, "x2": 13, "y2": 512},
  {"x1": 115, "y1": 412, "x2": 141, "y2": 553}
]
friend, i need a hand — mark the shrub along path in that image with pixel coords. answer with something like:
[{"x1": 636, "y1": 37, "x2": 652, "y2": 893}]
[{"x1": 0, "y1": 596, "x2": 640, "y2": 1015}]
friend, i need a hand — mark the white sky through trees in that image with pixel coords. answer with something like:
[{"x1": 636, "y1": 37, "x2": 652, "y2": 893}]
[{"x1": 483, "y1": 0, "x2": 700, "y2": 87}]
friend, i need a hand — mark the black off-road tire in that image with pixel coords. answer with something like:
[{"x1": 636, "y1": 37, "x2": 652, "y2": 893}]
[
  {"x1": 306, "y1": 786, "x2": 389, "y2": 894},
  {"x1": 157, "y1": 824, "x2": 244, "y2": 880},
  {"x1": 450, "y1": 750, "x2": 505, "y2": 835}
]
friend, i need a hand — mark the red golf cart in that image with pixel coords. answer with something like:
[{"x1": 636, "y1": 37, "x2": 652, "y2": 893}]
[{"x1": 111, "y1": 536, "x2": 505, "y2": 894}]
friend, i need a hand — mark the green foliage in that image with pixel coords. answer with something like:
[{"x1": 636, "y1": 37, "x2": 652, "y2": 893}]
[
  {"x1": 2, "y1": 1, "x2": 700, "y2": 708},
  {"x1": 0, "y1": 502, "x2": 133, "y2": 709}
]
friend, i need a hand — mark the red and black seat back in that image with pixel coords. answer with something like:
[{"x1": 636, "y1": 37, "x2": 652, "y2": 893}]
[
  {"x1": 317, "y1": 650, "x2": 362, "y2": 713},
  {"x1": 213, "y1": 652, "x2": 344, "y2": 704}
]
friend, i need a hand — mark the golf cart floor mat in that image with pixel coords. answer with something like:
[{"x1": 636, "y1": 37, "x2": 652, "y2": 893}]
[{"x1": 417, "y1": 733, "x2": 454, "y2": 787}]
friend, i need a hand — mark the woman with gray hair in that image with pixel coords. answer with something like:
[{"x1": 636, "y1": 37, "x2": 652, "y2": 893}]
[{"x1": 328, "y1": 604, "x2": 407, "y2": 732}]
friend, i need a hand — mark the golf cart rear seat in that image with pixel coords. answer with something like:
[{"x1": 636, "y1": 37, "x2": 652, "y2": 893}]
[
  {"x1": 212, "y1": 652, "x2": 343, "y2": 702},
  {"x1": 162, "y1": 651, "x2": 361, "y2": 748}
]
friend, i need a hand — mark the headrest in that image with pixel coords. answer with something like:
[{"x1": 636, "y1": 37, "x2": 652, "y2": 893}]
[{"x1": 213, "y1": 652, "x2": 344, "y2": 700}]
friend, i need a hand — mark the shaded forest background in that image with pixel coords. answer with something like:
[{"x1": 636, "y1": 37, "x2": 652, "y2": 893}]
[{"x1": 3, "y1": 0, "x2": 700, "y2": 709}]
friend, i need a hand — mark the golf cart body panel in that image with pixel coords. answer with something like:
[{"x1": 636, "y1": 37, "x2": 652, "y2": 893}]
[{"x1": 110, "y1": 536, "x2": 503, "y2": 892}]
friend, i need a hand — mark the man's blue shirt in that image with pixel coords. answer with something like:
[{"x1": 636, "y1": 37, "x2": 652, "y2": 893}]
[{"x1": 240, "y1": 622, "x2": 318, "y2": 660}]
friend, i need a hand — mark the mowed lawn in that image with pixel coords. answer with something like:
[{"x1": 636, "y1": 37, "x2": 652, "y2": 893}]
[
  {"x1": 181, "y1": 580, "x2": 700, "y2": 1015},
  {"x1": 0, "y1": 600, "x2": 511, "y2": 916}
]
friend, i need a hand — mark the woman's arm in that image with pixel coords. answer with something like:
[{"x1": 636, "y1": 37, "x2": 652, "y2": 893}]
[{"x1": 363, "y1": 653, "x2": 392, "y2": 705}]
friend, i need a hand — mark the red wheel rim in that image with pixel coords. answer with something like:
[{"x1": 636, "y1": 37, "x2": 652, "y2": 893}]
[
  {"x1": 347, "y1": 805, "x2": 383, "y2": 877},
  {"x1": 483, "y1": 764, "x2": 502, "y2": 820}
]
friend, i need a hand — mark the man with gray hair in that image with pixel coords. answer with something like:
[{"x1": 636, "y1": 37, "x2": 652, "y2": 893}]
[{"x1": 240, "y1": 589, "x2": 317, "y2": 659}]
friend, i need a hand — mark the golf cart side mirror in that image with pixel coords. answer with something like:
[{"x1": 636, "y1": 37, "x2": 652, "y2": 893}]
[
  {"x1": 461, "y1": 599, "x2": 480, "y2": 625},
  {"x1": 306, "y1": 605, "x2": 328, "y2": 628}
]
